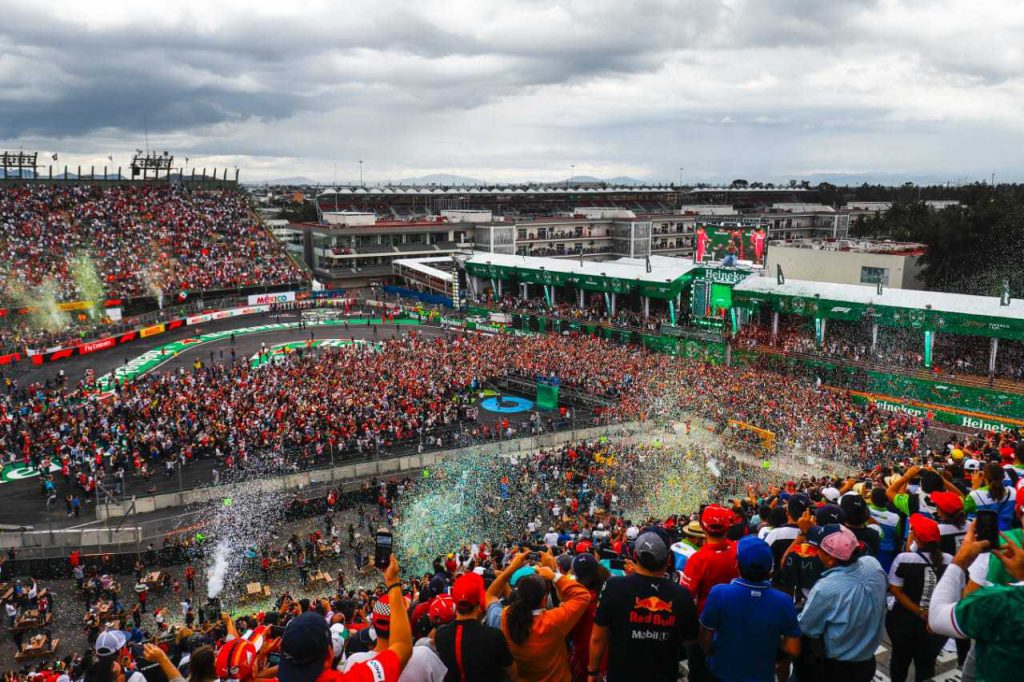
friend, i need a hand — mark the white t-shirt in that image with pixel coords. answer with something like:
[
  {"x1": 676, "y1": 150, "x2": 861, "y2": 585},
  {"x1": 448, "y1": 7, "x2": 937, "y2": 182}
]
[{"x1": 343, "y1": 647, "x2": 447, "y2": 682}]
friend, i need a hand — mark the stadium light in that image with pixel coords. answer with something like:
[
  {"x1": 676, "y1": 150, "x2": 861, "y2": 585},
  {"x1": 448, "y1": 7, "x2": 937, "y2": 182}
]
[
  {"x1": 0, "y1": 151, "x2": 38, "y2": 179},
  {"x1": 131, "y1": 150, "x2": 175, "y2": 180}
]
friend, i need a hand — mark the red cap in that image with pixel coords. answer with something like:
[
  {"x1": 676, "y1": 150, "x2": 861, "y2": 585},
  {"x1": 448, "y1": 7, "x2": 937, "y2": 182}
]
[
  {"x1": 372, "y1": 594, "x2": 392, "y2": 627},
  {"x1": 215, "y1": 639, "x2": 257, "y2": 682},
  {"x1": 909, "y1": 514, "x2": 941, "y2": 545},
  {"x1": 700, "y1": 504, "x2": 734, "y2": 533},
  {"x1": 930, "y1": 491, "x2": 964, "y2": 515},
  {"x1": 428, "y1": 594, "x2": 456, "y2": 625},
  {"x1": 451, "y1": 572, "x2": 485, "y2": 609}
]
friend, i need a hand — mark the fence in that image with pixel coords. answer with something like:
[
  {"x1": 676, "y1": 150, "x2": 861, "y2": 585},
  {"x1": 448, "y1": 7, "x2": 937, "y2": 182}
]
[{"x1": 0, "y1": 422, "x2": 639, "y2": 575}]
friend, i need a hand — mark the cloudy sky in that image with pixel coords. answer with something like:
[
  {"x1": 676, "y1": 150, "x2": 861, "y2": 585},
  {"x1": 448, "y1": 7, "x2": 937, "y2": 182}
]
[{"x1": 0, "y1": 0, "x2": 1022, "y2": 184}]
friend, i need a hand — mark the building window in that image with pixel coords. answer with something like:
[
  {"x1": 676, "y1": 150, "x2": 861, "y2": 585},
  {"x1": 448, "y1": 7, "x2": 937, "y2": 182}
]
[{"x1": 861, "y1": 266, "x2": 889, "y2": 286}]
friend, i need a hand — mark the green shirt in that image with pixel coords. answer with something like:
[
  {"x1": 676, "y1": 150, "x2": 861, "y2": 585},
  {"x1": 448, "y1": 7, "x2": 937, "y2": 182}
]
[
  {"x1": 985, "y1": 529, "x2": 1024, "y2": 587},
  {"x1": 954, "y1": 584, "x2": 1024, "y2": 682}
]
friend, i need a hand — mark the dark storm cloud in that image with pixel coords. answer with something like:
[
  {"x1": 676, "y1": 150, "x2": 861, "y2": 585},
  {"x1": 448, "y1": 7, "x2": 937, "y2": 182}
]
[
  {"x1": 0, "y1": 0, "x2": 1019, "y2": 181},
  {"x1": 0, "y1": 0, "x2": 721, "y2": 138}
]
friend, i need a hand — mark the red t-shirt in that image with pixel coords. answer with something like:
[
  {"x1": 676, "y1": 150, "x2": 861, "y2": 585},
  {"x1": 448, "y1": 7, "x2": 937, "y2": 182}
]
[
  {"x1": 680, "y1": 540, "x2": 738, "y2": 613},
  {"x1": 318, "y1": 649, "x2": 400, "y2": 681}
]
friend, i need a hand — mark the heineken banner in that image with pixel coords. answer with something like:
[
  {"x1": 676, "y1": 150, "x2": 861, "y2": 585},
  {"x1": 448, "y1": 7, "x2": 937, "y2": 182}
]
[
  {"x1": 848, "y1": 392, "x2": 1023, "y2": 433},
  {"x1": 464, "y1": 261, "x2": 691, "y2": 300}
]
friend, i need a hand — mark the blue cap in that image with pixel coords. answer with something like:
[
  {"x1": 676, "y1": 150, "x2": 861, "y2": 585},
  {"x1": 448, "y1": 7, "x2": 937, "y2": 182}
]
[
  {"x1": 736, "y1": 536, "x2": 773, "y2": 575},
  {"x1": 572, "y1": 553, "x2": 599, "y2": 581},
  {"x1": 509, "y1": 566, "x2": 536, "y2": 587}
]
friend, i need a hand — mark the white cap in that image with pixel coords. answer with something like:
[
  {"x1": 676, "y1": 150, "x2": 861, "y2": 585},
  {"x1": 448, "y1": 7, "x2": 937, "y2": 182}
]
[
  {"x1": 95, "y1": 630, "x2": 127, "y2": 657},
  {"x1": 822, "y1": 487, "x2": 841, "y2": 503}
]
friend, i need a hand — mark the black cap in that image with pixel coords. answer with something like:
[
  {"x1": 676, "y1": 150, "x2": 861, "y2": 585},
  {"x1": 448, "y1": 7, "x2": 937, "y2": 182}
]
[
  {"x1": 279, "y1": 612, "x2": 330, "y2": 682},
  {"x1": 787, "y1": 493, "x2": 811, "y2": 519},
  {"x1": 839, "y1": 495, "x2": 869, "y2": 525},
  {"x1": 634, "y1": 526, "x2": 672, "y2": 570},
  {"x1": 814, "y1": 504, "x2": 846, "y2": 526}
]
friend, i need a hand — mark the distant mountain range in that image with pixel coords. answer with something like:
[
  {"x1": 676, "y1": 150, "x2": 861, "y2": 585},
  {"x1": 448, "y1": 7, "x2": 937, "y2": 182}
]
[
  {"x1": 247, "y1": 176, "x2": 323, "y2": 186},
  {"x1": 397, "y1": 173, "x2": 485, "y2": 185},
  {"x1": 247, "y1": 173, "x2": 649, "y2": 187},
  {"x1": 548, "y1": 175, "x2": 645, "y2": 185},
  {"x1": 0, "y1": 169, "x2": 126, "y2": 180}
]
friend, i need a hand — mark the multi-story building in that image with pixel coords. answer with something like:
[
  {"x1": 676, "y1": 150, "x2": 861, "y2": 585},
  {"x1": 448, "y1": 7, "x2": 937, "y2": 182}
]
[
  {"x1": 278, "y1": 217, "x2": 474, "y2": 288},
  {"x1": 278, "y1": 186, "x2": 855, "y2": 288}
]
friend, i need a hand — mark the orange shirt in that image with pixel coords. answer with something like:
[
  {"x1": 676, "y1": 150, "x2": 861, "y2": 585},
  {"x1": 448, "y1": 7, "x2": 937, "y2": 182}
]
[{"x1": 501, "y1": 577, "x2": 591, "y2": 682}]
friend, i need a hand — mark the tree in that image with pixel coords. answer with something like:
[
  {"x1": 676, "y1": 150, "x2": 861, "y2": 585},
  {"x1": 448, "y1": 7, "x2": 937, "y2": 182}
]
[
  {"x1": 858, "y1": 189, "x2": 1024, "y2": 296},
  {"x1": 730, "y1": 179, "x2": 749, "y2": 189},
  {"x1": 816, "y1": 182, "x2": 842, "y2": 208}
]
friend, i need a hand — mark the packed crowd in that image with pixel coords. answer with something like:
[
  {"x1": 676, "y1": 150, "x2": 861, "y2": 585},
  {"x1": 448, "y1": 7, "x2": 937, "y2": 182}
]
[
  {"x1": 1, "y1": 330, "x2": 933, "y2": 509},
  {"x1": 0, "y1": 184, "x2": 305, "y2": 303},
  {"x1": 486, "y1": 296, "x2": 670, "y2": 333},
  {"x1": 5, "y1": 426, "x2": 1024, "y2": 682},
  {"x1": 736, "y1": 320, "x2": 1024, "y2": 383}
]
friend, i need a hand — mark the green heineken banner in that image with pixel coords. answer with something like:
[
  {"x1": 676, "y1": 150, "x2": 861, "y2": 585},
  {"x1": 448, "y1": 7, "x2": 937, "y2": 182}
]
[{"x1": 849, "y1": 392, "x2": 1023, "y2": 433}]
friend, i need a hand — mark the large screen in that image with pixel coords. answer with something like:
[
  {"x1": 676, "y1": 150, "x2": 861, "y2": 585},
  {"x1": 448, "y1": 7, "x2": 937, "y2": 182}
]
[{"x1": 694, "y1": 225, "x2": 767, "y2": 265}]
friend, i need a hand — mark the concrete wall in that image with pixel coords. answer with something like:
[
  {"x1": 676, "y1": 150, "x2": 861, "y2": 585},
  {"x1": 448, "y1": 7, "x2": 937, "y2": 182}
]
[
  {"x1": 0, "y1": 527, "x2": 143, "y2": 552},
  {"x1": 765, "y1": 246, "x2": 924, "y2": 290}
]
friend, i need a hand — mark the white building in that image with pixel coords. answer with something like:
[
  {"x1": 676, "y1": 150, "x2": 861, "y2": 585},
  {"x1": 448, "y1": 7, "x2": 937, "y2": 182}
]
[{"x1": 765, "y1": 239, "x2": 927, "y2": 290}]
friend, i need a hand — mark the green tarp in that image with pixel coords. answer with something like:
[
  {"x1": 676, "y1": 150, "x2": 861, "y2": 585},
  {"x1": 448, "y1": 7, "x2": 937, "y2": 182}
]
[{"x1": 464, "y1": 261, "x2": 691, "y2": 300}]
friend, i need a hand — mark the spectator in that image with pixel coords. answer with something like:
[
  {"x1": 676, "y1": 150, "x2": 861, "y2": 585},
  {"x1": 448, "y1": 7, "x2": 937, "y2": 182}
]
[
  {"x1": 342, "y1": 594, "x2": 446, "y2": 681},
  {"x1": 929, "y1": 522, "x2": 1024, "y2": 681},
  {"x1": 490, "y1": 550, "x2": 590, "y2": 682},
  {"x1": 436, "y1": 573, "x2": 515, "y2": 682},
  {"x1": 279, "y1": 555, "x2": 411, "y2": 681},
  {"x1": 680, "y1": 505, "x2": 739, "y2": 682},
  {"x1": 797, "y1": 525, "x2": 887, "y2": 681},
  {"x1": 965, "y1": 462, "x2": 1017, "y2": 529},
  {"x1": 867, "y1": 486, "x2": 901, "y2": 572},
  {"x1": 699, "y1": 536, "x2": 801, "y2": 682},
  {"x1": 886, "y1": 514, "x2": 952, "y2": 682},
  {"x1": 567, "y1": 553, "x2": 610, "y2": 682},
  {"x1": 589, "y1": 526, "x2": 698, "y2": 682}
]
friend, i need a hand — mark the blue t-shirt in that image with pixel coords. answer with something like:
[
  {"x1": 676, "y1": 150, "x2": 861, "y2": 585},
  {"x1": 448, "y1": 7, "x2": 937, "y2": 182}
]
[{"x1": 700, "y1": 578, "x2": 800, "y2": 682}]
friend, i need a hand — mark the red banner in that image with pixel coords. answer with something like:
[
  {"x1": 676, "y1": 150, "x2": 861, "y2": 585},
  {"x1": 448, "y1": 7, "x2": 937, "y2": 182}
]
[
  {"x1": 78, "y1": 337, "x2": 117, "y2": 356},
  {"x1": 27, "y1": 316, "x2": 184, "y2": 365}
]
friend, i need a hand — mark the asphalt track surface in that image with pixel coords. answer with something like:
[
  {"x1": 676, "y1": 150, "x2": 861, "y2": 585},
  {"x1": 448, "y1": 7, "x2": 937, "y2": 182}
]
[{"x1": 0, "y1": 312, "x2": 462, "y2": 531}]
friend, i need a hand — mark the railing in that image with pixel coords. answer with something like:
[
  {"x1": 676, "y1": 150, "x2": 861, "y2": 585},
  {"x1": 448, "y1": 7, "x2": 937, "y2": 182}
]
[{"x1": 748, "y1": 343, "x2": 1024, "y2": 396}]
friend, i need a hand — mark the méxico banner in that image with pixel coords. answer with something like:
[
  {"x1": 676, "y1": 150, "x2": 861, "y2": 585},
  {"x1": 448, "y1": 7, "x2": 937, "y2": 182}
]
[{"x1": 247, "y1": 291, "x2": 296, "y2": 306}]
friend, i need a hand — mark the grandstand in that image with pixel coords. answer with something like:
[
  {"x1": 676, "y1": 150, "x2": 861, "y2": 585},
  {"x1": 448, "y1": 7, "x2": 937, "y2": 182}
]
[{"x1": 0, "y1": 183, "x2": 306, "y2": 306}]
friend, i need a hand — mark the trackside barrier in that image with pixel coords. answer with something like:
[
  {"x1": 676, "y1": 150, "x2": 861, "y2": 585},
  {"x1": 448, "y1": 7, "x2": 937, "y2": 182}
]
[{"x1": 94, "y1": 422, "x2": 635, "y2": 521}]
